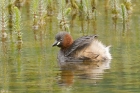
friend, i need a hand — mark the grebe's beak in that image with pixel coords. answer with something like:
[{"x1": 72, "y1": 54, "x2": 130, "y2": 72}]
[{"x1": 52, "y1": 41, "x2": 60, "y2": 47}]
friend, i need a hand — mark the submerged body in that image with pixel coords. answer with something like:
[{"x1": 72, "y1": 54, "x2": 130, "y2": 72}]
[{"x1": 52, "y1": 32, "x2": 111, "y2": 62}]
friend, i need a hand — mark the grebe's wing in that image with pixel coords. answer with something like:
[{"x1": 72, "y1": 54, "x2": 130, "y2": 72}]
[{"x1": 65, "y1": 35, "x2": 97, "y2": 56}]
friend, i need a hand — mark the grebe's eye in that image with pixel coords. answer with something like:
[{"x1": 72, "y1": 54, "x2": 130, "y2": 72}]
[{"x1": 60, "y1": 39, "x2": 62, "y2": 41}]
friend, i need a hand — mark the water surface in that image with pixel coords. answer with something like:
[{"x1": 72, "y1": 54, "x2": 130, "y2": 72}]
[{"x1": 0, "y1": 0, "x2": 140, "y2": 93}]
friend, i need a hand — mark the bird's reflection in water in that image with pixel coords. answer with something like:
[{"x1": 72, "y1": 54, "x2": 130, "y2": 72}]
[{"x1": 57, "y1": 60, "x2": 111, "y2": 87}]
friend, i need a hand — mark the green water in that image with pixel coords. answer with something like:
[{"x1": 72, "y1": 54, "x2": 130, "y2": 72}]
[{"x1": 0, "y1": 0, "x2": 140, "y2": 93}]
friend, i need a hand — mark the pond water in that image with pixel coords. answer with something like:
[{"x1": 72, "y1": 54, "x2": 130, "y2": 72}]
[{"x1": 0, "y1": 0, "x2": 140, "y2": 93}]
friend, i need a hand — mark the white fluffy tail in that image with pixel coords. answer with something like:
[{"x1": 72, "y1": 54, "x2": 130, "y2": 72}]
[
  {"x1": 76, "y1": 40, "x2": 112, "y2": 61},
  {"x1": 88, "y1": 40, "x2": 112, "y2": 61}
]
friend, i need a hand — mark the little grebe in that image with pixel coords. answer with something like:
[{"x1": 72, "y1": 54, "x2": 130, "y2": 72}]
[{"x1": 52, "y1": 32, "x2": 111, "y2": 62}]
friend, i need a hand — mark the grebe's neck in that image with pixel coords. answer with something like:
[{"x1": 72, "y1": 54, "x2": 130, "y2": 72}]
[{"x1": 61, "y1": 34, "x2": 73, "y2": 49}]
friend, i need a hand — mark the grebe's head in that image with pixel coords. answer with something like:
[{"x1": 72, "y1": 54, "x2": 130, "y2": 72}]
[{"x1": 52, "y1": 32, "x2": 73, "y2": 49}]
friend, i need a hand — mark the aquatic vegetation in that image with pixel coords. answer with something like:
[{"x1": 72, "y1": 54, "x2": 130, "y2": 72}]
[
  {"x1": 38, "y1": 0, "x2": 46, "y2": 26},
  {"x1": 104, "y1": 0, "x2": 110, "y2": 13},
  {"x1": 121, "y1": 0, "x2": 133, "y2": 31},
  {"x1": 57, "y1": 0, "x2": 71, "y2": 32},
  {"x1": 124, "y1": 0, "x2": 132, "y2": 15},
  {"x1": 31, "y1": 0, "x2": 39, "y2": 40},
  {"x1": 14, "y1": 0, "x2": 26, "y2": 9},
  {"x1": 46, "y1": 0, "x2": 54, "y2": 16},
  {"x1": 38, "y1": 0, "x2": 47, "y2": 42},
  {"x1": 0, "y1": 1, "x2": 8, "y2": 43},
  {"x1": 0, "y1": 0, "x2": 8, "y2": 54},
  {"x1": 84, "y1": 0, "x2": 96, "y2": 20},
  {"x1": 13, "y1": 6, "x2": 23, "y2": 51},
  {"x1": 110, "y1": 0, "x2": 121, "y2": 23},
  {"x1": 8, "y1": 3, "x2": 14, "y2": 36},
  {"x1": 69, "y1": 0, "x2": 78, "y2": 26},
  {"x1": 0, "y1": 0, "x2": 134, "y2": 51},
  {"x1": 121, "y1": 4, "x2": 127, "y2": 29},
  {"x1": 14, "y1": 0, "x2": 21, "y2": 9},
  {"x1": 31, "y1": 0, "x2": 47, "y2": 40},
  {"x1": 14, "y1": 6, "x2": 21, "y2": 33}
]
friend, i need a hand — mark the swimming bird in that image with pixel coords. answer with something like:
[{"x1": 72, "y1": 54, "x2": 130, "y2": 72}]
[{"x1": 52, "y1": 31, "x2": 111, "y2": 62}]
